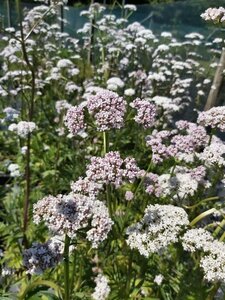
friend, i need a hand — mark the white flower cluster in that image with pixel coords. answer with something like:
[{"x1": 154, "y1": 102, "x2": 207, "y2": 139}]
[
  {"x1": 8, "y1": 121, "x2": 36, "y2": 138},
  {"x1": 23, "y1": 237, "x2": 64, "y2": 274},
  {"x1": 55, "y1": 100, "x2": 71, "y2": 114},
  {"x1": 145, "y1": 166, "x2": 207, "y2": 202},
  {"x1": 201, "y1": 244, "x2": 225, "y2": 282},
  {"x1": 106, "y1": 77, "x2": 124, "y2": 91},
  {"x1": 92, "y1": 274, "x2": 110, "y2": 300},
  {"x1": 33, "y1": 193, "x2": 113, "y2": 248},
  {"x1": 34, "y1": 0, "x2": 68, "y2": 5},
  {"x1": 125, "y1": 191, "x2": 134, "y2": 201},
  {"x1": 182, "y1": 228, "x2": 225, "y2": 282},
  {"x1": 57, "y1": 59, "x2": 73, "y2": 69},
  {"x1": 197, "y1": 106, "x2": 225, "y2": 132},
  {"x1": 124, "y1": 4, "x2": 137, "y2": 12},
  {"x1": 80, "y1": 3, "x2": 105, "y2": 19},
  {"x1": 1, "y1": 267, "x2": 14, "y2": 278},
  {"x1": 154, "y1": 274, "x2": 164, "y2": 286},
  {"x1": 201, "y1": 7, "x2": 225, "y2": 24},
  {"x1": 3, "y1": 107, "x2": 19, "y2": 122},
  {"x1": 151, "y1": 95, "x2": 180, "y2": 114},
  {"x1": 196, "y1": 137, "x2": 225, "y2": 167},
  {"x1": 124, "y1": 88, "x2": 135, "y2": 96},
  {"x1": 8, "y1": 163, "x2": 20, "y2": 177},
  {"x1": 126, "y1": 204, "x2": 189, "y2": 256},
  {"x1": 86, "y1": 200, "x2": 114, "y2": 248},
  {"x1": 182, "y1": 228, "x2": 214, "y2": 252}
]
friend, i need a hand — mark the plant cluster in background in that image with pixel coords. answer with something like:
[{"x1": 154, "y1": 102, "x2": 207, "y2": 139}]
[{"x1": 0, "y1": 1, "x2": 225, "y2": 299}]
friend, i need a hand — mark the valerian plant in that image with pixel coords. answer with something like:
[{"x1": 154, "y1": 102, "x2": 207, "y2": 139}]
[{"x1": 0, "y1": 1, "x2": 225, "y2": 300}]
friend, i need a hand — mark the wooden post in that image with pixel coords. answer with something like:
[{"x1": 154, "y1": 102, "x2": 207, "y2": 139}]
[{"x1": 204, "y1": 48, "x2": 225, "y2": 111}]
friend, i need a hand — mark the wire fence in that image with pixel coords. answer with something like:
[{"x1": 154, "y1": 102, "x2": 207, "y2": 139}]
[{"x1": 0, "y1": 0, "x2": 224, "y2": 38}]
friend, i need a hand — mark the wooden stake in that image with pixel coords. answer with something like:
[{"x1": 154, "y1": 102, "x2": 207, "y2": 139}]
[{"x1": 204, "y1": 48, "x2": 225, "y2": 111}]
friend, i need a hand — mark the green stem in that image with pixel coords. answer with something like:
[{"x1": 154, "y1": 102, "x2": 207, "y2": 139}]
[
  {"x1": 206, "y1": 282, "x2": 220, "y2": 300},
  {"x1": 17, "y1": 0, "x2": 36, "y2": 247},
  {"x1": 208, "y1": 128, "x2": 216, "y2": 146},
  {"x1": 125, "y1": 250, "x2": 133, "y2": 299},
  {"x1": 87, "y1": 2, "x2": 95, "y2": 65},
  {"x1": 183, "y1": 196, "x2": 219, "y2": 210},
  {"x1": 106, "y1": 184, "x2": 112, "y2": 217},
  {"x1": 213, "y1": 218, "x2": 225, "y2": 238},
  {"x1": 170, "y1": 160, "x2": 177, "y2": 177},
  {"x1": 23, "y1": 133, "x2": 31, "y2": 247},
  {"x1": 64, "y1": 235, "x2": 71, "y2": 300},
  {"x1": 70, "y1": 250, "x2": 76, "y2": 297},
  {"x1": 103, "y1": 131, "x2": 108, "y2": 155},
  {"x1": 102, "y1": 131, "x2": 112, "y2": 214}
]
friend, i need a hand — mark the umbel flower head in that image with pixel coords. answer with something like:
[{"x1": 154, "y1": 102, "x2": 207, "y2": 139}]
[
  {"x1": 201, "y1": 7, "x2": 225, "y2": 24},
  {"x1": 23, "y1": 237, "x2": 63, "y2": 274},
  {"x1": 64, "y1": 105, "x2": 86, "y2": 136},
  {"x1": 130, "y1": 98, "x2": 157, "y2": 128},
  {"x1": 85, "y1": 151, "x2": 140, "y2": 188},
  {"x1": 126, "y1": 204, "x2": 189, "y2": 256},
  {"x1": 87, "y1": 89, "x2": 126, "y2": 131},
  {"x1": 33, "y1": 193, "x2": 113, "y2": 248},
  {"x1": 146, "y1": 121, "x2": 208, "y2": 164},
  {"x1": 182, "y1": 228, "x2": 225, "y2": 283},
  {"x1": 8, "y1": 121, "x2": 36, "y2": 138},
  {"x1": 92, "y1": 274, "x2": 110, "y2": 300},
  {"x1": 197, "y1": 106, "x2": 225, "y2": 132}
]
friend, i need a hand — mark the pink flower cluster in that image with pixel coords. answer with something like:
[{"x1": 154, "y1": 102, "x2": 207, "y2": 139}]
[
  {"x1": 146, "y1": 121, "x2": 208, "y2": 163},
  {"x1": 197, "y1": 106, "x2": 225, "y2": 132},
  {"x1": 71, "y1": 177, "x2": 103, "y2": 199},
  {"x1": 64, "y1": 105, "x2": 86, "y2": 135},
  {"x1": 201, "y1": 7, "x2": 225, "y2": 23},
  {"x1": 85, "y1": 151, "x2": 140, "y2": 188},
  {"x1": 33, "y1": 194, "x2": 93, "y2": 238},
  {"x1": 87, "y1": 90, "x2": 126, "y2": 131},
  {"x1": 144, "y1": 166, "x2": 207, "y2": 201},
  {"x1": 33, "y1": 193, "x2": 113, "y2": 248},
  {"x1": 130, "y1": 98, "x2": 157, "y2": 128}
]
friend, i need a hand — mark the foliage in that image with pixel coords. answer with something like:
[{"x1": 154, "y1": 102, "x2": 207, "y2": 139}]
[{"x1": 0, "y1": 1, "x2": 225, "y2": 300}]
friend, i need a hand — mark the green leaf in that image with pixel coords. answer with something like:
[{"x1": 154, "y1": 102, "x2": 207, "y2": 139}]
[
  {"x1": 190, "y1": 208, "x2": 216, "y2": 226},
  {"x1": 183, "y1": 196, "x2": 219, "y2": 209},
  {"x1": 42, "y1": 170, "x2": 58, "y2": 178},
  {"x1": 19, "y1": 280, "x2": 63, "y2": 300}
]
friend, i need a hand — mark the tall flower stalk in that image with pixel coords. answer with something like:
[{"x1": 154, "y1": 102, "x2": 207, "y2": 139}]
[
  {"x1": 16, "y1": 0, "x2": 36, "y2": 246},
  {"x1": 63, "y1": 235, "x2": 71, "y2": 300}
]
